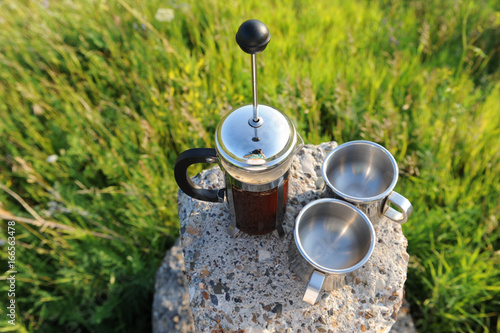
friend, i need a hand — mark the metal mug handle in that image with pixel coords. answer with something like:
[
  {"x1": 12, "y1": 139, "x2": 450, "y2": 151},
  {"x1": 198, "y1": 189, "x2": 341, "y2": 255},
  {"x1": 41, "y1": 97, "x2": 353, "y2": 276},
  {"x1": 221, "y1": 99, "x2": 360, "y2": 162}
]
[
  {"x1": 384, "y1": 191, "x2": 413, "y2": 224},
  {"x1": 303, "y1": 271, "x2": 325, "y2": 305},
  {"x1": 174, "y1": 148, "x2": 225, "y2": 203}
]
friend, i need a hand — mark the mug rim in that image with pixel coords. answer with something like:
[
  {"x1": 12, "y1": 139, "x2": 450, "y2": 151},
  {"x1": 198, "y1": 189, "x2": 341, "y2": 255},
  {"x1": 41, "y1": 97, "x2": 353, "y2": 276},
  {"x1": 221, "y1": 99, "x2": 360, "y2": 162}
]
[
  {"x1": 294, "y1": 198, "x2": 375, "y2": 274},
  {"x1": 322, "y1": 140, "x2": 399, "y2": 203}
]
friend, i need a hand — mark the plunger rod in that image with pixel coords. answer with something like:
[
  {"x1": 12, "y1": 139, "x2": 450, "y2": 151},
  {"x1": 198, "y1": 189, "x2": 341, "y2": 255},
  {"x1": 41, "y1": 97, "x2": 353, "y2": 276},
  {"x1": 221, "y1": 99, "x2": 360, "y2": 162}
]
[{"x1": 251, "y1": 54, "x2": 259, "y2": 122}]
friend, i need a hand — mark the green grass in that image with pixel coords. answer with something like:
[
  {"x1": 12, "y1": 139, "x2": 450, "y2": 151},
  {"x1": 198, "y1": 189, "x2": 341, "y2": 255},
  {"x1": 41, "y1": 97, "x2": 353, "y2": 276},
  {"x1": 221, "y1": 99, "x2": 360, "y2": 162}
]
[{"x1": 0, "y1": 0, "x2": 499, "y2": 332}]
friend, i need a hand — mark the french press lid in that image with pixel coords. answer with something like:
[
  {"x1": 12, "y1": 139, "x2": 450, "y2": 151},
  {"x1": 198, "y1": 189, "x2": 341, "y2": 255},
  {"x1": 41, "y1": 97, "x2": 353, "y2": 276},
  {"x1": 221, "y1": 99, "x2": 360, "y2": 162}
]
[
  {"x1": 216, "y1": 104, "x2": 300, "y2": 171},
  {"x1": 215, "y1": 20, "x2": 302, "y2": 176}
]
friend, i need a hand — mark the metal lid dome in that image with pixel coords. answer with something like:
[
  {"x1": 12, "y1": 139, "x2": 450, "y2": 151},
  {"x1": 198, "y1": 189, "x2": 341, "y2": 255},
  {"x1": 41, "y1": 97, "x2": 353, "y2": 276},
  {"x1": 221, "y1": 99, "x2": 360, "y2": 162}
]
[{"x1": 216, "y1": 104, "x2": 300, "y2": 173}]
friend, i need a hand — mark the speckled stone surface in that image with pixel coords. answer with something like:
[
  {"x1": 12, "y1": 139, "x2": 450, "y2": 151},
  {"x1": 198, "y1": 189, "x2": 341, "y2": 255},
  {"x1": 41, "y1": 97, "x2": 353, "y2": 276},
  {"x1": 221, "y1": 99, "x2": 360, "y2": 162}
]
[
  {"x1": 174, "y1": 142, "x2": 410, "y2": 333},
  {"x1": 152, "y1": 238, "x2": 195, "y2": 333},
  {"x1": 152, "y1": 243, "x2": 416, "y2": 333}
]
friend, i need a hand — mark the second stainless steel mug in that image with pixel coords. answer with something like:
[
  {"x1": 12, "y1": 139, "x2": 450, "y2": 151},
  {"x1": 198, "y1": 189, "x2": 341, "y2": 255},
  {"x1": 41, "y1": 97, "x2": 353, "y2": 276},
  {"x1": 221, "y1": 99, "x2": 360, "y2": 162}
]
[
  {"x1": 322, "y1": 140, "x2": 413, "y2": 224},
  {"x1": 288, "y1": 199, "x2": 375, "y2": 304}
]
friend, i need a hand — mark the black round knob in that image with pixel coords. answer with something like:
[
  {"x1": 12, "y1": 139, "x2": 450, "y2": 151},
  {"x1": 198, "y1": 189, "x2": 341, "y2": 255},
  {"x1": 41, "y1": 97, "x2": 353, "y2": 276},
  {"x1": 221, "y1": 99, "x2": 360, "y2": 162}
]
[{"x1": 236, "y1": 20, "x2": 271, "y2": 54}]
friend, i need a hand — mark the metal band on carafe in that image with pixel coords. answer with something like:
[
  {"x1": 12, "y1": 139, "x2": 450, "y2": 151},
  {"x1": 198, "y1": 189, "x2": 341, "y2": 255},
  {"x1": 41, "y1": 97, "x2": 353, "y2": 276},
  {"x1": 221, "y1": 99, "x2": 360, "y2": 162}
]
[
  {"x1": 230, "y1": 170, "x2": 290, "y2": 192},
  {"x1": 275, "y1": 175, "x2": 286, "y2": 237}
]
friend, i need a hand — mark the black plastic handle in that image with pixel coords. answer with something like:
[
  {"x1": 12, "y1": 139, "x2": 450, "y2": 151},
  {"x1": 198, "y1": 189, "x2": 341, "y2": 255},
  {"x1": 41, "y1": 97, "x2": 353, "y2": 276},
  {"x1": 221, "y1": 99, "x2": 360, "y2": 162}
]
[{"x1": 174, "y1": 148, "x2": 224, "y2": 202}]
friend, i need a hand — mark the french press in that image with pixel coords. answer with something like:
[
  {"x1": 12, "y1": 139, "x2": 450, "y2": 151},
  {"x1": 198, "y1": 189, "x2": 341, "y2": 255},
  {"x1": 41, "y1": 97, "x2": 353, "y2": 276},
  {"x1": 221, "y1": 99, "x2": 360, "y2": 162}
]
[{"x1": 175, "y1": 20, "x2": 303, "y2": 237}]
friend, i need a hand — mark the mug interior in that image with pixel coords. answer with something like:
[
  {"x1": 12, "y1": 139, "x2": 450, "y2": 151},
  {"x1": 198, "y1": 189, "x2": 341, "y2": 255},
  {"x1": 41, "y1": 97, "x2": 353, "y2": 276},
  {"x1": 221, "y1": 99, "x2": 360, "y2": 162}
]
[
  {"x1": 324, "y1": 142, "x2": 396, "y2": 200},
  {"x1": 296, "y1": 200, "x2": 373, "y2": 272}
]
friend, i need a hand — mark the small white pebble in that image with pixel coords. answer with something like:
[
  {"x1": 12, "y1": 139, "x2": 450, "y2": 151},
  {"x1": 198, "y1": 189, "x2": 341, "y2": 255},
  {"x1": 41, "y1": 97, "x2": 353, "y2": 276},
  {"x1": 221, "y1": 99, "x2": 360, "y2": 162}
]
[
  {"x1": 258, "y1": 249, "x2": 272, "y2": 262},
  {"x1": 376, "y1": 278, "x2": 386, "y2": 290}
]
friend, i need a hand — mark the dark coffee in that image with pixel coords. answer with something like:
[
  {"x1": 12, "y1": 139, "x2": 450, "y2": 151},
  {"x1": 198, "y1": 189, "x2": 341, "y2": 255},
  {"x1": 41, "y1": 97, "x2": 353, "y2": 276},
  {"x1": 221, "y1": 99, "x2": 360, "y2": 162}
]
[{"x1": 231, "y1": 176, "x2": 289, "y2": 235}]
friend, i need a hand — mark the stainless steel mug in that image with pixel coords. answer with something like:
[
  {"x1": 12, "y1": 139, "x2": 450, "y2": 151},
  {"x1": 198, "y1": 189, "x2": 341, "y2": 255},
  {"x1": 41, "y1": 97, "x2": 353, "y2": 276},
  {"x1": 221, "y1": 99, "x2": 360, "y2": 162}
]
[
  {"x1": 322, "y1": 140, "x2": 413, "y2": 224},
  {"x1": 288, "y1": 199, "x2": 375, "y2": 304}
]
